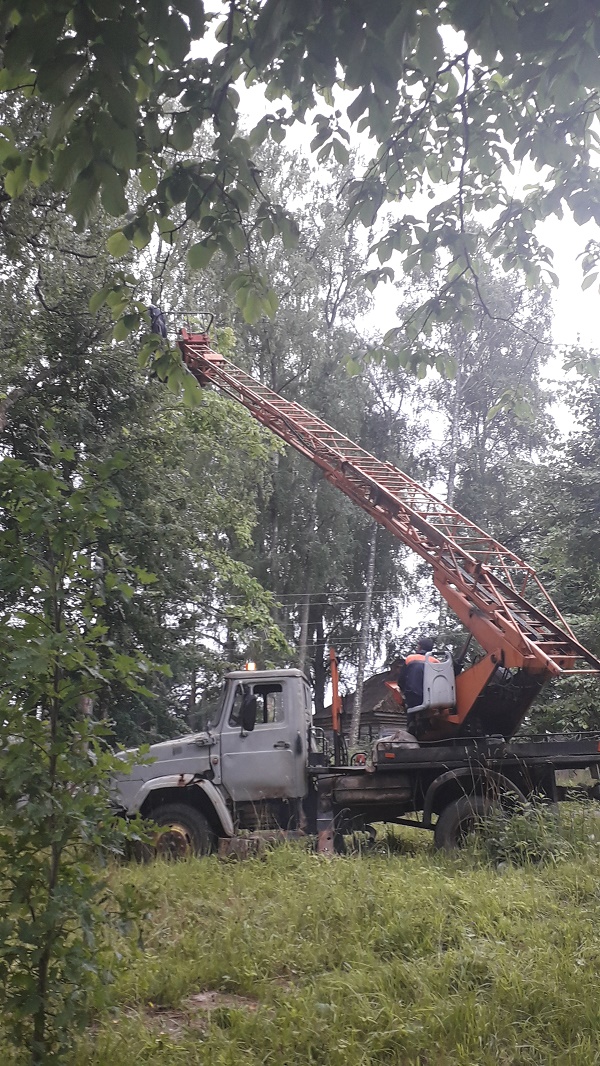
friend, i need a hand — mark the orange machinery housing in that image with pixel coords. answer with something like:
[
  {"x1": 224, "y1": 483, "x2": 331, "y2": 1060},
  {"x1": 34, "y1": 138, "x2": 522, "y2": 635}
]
[{"x1": 177, "y1": 324, "x2": 600, "y2": 741}]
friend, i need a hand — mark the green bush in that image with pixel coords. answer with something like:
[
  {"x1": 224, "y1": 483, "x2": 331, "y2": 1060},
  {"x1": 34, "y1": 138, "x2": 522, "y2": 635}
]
[{"x1": 0, "y1": 450, "x2": 154, "y2": 1065}]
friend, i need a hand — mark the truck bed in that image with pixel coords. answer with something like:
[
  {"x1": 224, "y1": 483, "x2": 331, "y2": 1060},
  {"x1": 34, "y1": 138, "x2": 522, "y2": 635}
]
[
  {"x1": 371, "y1": 732, "x2": 600, "y2": 771},
  {"x1": 310, "y1": 732, "x2": 600, "y2": 836},
  {"x1": 308, "y1": 732, "x2": 600, "y2": 776}
]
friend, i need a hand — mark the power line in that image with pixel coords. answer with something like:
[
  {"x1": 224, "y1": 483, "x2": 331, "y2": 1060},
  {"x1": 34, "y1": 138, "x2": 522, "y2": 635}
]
[{"x1": 210, "y1": 589, "x2": 422, "y2": 604}]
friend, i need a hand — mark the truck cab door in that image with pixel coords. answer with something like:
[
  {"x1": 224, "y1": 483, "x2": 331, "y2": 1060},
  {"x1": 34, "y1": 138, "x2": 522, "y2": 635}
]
[{"x1": 219, "y1": 679, "x2": 305, "y2": 802}]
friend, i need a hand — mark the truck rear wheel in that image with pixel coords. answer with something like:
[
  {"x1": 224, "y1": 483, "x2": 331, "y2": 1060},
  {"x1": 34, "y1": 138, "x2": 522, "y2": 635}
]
[
  {"x1": 434, "y1": 795, "x2": 492, "y2": 850},
  {"x1": 152, "y1": 803, "x2": 216, "y2": 858}
]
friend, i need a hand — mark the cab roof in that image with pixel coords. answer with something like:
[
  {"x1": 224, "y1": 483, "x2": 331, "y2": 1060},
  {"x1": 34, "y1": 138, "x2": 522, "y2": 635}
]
[{"x1": 224, "y1": 669, "x2": 310, "y2": 684}]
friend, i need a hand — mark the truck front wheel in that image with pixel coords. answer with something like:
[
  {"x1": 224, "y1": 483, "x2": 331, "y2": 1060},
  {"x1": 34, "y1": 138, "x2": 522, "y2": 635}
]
[
  {"x1": 434, "y1": 795, "x2": 491, "y2": 850},
  {"x1": 152, "y1": 803, "x2": 216, "y2": 858}
]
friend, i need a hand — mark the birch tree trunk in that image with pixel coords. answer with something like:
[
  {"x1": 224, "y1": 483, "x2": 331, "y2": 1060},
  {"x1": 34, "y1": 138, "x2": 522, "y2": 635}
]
[
  {"x1": 297, "y1": 592, "x2": 311, "y2": 674},
  {"x1": 446, "y1": 361, "x2": 463, "y2": 509},
  {"x1": 440, "y1": 363, "x2": 463, "y2": 628},
  {"x1": 312, "y1": 609, "x2": 327, "y2": 717},
  {"x1": 349, "y1": 522, "x2": 377, "y2": 746}
]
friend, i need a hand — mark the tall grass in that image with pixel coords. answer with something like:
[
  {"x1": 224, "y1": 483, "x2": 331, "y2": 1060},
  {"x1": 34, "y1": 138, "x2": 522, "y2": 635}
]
[
  {"x1": 5, "y1": 810, "x2": 600, "y2": 1065},
  {"x1": 473, "y1": 800, "x2": 600, "y2": 867}
]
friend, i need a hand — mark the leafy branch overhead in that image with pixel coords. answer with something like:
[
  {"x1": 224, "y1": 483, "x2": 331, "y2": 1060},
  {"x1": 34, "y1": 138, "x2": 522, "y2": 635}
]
[{"x1": 2, "y1": 1, "x2": 600, "y2": 366}]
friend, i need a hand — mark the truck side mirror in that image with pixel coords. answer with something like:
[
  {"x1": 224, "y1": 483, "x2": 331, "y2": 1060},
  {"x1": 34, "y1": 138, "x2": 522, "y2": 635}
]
[{"x1": 240, "y1": 693, "x2": 257, "y2": 733}]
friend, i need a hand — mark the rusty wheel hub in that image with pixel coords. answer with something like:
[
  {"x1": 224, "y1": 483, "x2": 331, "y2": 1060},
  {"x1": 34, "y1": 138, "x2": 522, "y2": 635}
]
[{"x1": 155, "y1": 823, "x2": 193, "y2": 859}]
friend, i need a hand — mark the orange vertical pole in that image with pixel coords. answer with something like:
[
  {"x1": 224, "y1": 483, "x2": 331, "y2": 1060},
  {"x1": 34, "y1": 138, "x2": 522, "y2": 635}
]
[{"x1": 329, "y1": 647, "x2": 342, "y2": 734}]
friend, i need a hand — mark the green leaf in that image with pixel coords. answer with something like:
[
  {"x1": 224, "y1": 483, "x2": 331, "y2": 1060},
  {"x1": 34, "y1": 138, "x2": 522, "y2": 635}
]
[
  {"x1": 111, "y1": 126, "x2": 138, "y2": 171},
  {"x1": 29, "y1": 148, "x2": 51, "y2": 187},
  {"x1": 88, "y1": 285, "x2": 112, "y2": 314},
  {"x1": 143, "y1": 116, "x2": 163, "y2": 151},
  {"x1": 99, "y1": 165, "x2": 128, "y2": 217},
  {"x1": 0, "y1": 128, "x2": 17, "y2": 162},
  {"x1": 183, "y1": 372, "x2": 203, "y2": 406},
  {"x1": 249, "y1": 115, "x2": 269, "y2": 146},
  {"x1": 0, "y1": 65, "x2": 34, "y2": 94},
  {"x1": 270, "y1": 122, "x2": 286, "y2": 144},
  {"x1": 228, "y1": 224, "x2": 248, "y2": 253},
  {"x1": 106, "y1": 288, "x2": 126, "y2": 309},
  {"x1": 280, "y1": 215, "x2": 300, "y2": 251},
  {"x1": 164, "y1": 11, "x2": 191, "y2": 65},
  {"x1": 4, "y1": 161, "x2": 29, "y2": 198},
  {"x1": 157, "y1": 215, "x2": 177, "y2": 244},
  {"x1": 139, "y1": 163, "x2": 158, "y2": 192},
  {"x1": 187, "y1": 241, "x2": 217, "y2": 269},
  {"x1": 263, "y1": 288, "x2": 279, "y2": 318},
  {"x1": 347, "y1": 86, "x2": 371, "y2": 124},
  {"x1": 131, "y1": 223, "x2": 151, "y2": 250},
  {"x1": 261, "y1": 217, "x2": 275, "y2": 242},
  {"x1": 242, "y1": 288, "x2": 262, "y2": 323},
  {"x1": 416, "y1": 14, "x2": 443, "y2": 78},
  {"x1": 173, "y1": 0, "x2": 205, "y2": 37},
  {"x1": 110, "y1": 297, "x2": 129, "y2": 319},
  {"x1": 171, "y1": 114, "x2": 194, "y2": 151},
  {"x1": 134, "y1": 567, "x2": 158, "y2": 585},
  {"x1": 47, "y1": 82, "x2": 90, "y2": 147},
  {"x1": 65, "y1": 167, "x2": 100, "y2": 228},
  {"x1": 113, "y1": 317, "x2": 133, "y2": 341},
  {"x1": 106, "y1": 231, "x2": 131, "y2": 258},
  {"x1": 332, "y1": 138, "x2": 349, "y2": 165}
]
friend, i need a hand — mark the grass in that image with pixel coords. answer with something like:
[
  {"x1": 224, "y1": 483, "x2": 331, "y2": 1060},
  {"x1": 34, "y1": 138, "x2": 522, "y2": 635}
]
[{"x1": 7, "y1": 812, "x2": 600, "y2": 1065}]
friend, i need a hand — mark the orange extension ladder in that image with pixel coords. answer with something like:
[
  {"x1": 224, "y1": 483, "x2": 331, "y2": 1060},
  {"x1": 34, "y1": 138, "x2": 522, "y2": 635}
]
[{"x1": 177, "y1": 324, "x2": 600, "y2": 738}]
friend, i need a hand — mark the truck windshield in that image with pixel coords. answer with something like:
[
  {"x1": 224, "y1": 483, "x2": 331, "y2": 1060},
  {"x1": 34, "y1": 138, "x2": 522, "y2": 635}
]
[{"x1": 200, "y1": 684, "x2": 226, "y2": 730}]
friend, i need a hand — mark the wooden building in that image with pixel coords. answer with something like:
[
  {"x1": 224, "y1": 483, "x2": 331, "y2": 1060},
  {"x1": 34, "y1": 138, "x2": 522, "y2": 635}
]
[{"x1": 313, "y1": 666, "x2": 408, "y2": 743}]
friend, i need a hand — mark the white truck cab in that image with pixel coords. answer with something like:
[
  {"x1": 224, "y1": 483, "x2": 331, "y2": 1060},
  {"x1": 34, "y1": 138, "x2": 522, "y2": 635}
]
[{"x1": 113, "y1": 669, "x2": 314, "y2": 855}]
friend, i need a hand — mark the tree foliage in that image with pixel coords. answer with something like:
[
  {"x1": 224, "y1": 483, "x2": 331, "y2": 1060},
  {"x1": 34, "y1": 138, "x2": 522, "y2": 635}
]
[
  {"x1": 527, "y1": 380, "x2": 600, "y2": 731},
  {"x1": 0, "y1": 450, "x2": 149, "y2": 1064},
  {"x1": 0, "y1": 160, "x2": 288, "y2": 741},
  {"x1": 422, "y1": 249, "x2": 553, "y2": 548},
  {"x1": 2, "y1": 0, "x2": 600, "y2": 369}
]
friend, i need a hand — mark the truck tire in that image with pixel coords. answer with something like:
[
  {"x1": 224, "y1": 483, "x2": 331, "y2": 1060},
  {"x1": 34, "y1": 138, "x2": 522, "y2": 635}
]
[
  {"x1": 152, "y1": 803, "x2": 216, "y2": 858},
  {"x1": 434, "y1": 795, "x2": 491, "y2": 851}
]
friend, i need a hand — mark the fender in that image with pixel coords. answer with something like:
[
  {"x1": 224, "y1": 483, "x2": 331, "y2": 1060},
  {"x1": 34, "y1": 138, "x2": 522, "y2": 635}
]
[
  {"x1": 123, "y1": 775, "x2": 234, "y2": 837},
  {"x1": 123, "y1": 773, "x2": 196, "y2": 814},
  {"x1": 422, "y1": 768, "x2": 527, "y2": 828},
  {"x1": 193, "y1": 779, "x2": 234, "y2": 837}
]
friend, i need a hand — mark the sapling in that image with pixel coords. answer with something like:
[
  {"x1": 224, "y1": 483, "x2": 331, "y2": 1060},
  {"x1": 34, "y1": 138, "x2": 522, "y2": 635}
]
[{"x1": 0, "y1": 448, "x2": 156, "y2": 1064}]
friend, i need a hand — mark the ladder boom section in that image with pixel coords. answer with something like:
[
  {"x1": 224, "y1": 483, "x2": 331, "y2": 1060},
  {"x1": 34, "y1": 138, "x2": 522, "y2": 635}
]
[{"x1": 179, "y1": 332, "x2": 600, "y2": 678}]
